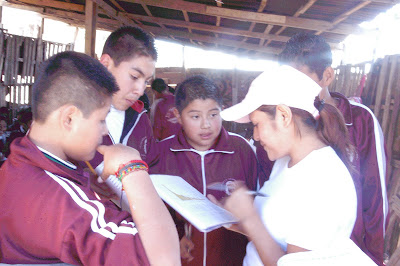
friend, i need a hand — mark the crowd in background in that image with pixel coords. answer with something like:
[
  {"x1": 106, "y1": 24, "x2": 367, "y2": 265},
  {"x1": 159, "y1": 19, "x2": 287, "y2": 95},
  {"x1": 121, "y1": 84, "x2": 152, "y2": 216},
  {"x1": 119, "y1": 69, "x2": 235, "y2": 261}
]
[{"x1": 0, "y1": 107, "x2": 32, "y2": 165}]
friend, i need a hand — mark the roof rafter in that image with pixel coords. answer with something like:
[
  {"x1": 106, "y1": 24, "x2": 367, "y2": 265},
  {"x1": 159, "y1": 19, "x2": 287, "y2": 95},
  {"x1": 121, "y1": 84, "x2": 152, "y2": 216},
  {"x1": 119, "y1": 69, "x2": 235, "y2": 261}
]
[
  {"x1": 239, "y1": 0, "x2": 268, "y2": 49},
  {"x1": 315, "y1": 1, "x2": 373, "y2": 35},
  {"x1": 264, "y1": 0, "x2": 317, "y2": 47},
  {"x1": 5, "y1": 1, "x2": 279, "y2": 57},
  {"x1": 121, "y1": 0, "x2": 365, "y2": 35}
]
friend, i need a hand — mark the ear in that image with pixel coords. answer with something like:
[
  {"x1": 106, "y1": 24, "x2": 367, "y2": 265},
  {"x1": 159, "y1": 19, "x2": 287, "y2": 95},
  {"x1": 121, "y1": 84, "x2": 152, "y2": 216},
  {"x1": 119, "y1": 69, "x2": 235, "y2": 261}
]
[
  {"x1": 321, "y1": 66, "x2": 335, "y2": 88},
  {"x1": 99, "y1": 54, "x2": 113, "y2": 70},
  {"x1": 59, "y1": 105, "x2": 82, "y2": 132},
  {"x1": 275, "y1": 104, "x2": 292, "y2": 128},
  {"x1": 173, "y1": 108, "x2": 182, "y2": 125}
]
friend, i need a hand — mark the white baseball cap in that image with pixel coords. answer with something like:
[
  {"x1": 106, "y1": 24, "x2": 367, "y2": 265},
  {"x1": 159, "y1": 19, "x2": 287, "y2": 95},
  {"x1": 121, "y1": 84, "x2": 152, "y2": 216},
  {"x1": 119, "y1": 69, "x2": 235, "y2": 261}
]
[{"x1": 220, "y1": 65, "x2": 323, "y2": 123}]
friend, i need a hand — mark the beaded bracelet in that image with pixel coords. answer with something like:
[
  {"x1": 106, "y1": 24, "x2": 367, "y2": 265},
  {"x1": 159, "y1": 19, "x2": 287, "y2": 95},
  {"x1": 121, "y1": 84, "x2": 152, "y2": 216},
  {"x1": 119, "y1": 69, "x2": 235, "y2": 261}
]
[{"x1": 116, "y1": 160, "x2": 149, "y2": 183}]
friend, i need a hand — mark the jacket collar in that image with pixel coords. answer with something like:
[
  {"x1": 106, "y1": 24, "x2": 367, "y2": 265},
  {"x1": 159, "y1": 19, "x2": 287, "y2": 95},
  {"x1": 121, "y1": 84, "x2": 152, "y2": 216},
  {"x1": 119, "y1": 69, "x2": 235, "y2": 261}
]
[
  {"x1": 9, "y1": 136, "x2": 86, "y2": 186},
  {"x1": 331, "y1": 92, "x2": 353, "y2": 126}
]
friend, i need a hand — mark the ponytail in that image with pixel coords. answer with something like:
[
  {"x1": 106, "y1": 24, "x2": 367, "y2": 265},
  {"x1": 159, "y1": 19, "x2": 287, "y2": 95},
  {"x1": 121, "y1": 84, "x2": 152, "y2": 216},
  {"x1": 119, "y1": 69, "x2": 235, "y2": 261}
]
[{"x1": 313, "y1": 96, "x2": 357, "y2": 176}]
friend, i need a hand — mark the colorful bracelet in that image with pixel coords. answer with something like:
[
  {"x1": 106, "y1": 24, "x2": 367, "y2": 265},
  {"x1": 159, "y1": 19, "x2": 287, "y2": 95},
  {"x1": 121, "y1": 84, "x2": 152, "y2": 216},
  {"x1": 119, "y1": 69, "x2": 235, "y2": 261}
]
[{"x1": 116, "y1": 160, "x2": 149, "y2": 183}]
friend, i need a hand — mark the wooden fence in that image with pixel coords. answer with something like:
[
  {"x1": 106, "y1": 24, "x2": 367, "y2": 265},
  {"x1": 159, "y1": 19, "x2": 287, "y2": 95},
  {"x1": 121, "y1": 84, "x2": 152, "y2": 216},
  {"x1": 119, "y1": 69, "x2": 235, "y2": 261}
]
[
  {"x1": 0, "y1": 29, "x2": 73, "y2": 114},
  {"x1": 330, "y1": 55, "x2": 400, "y2": 264}
]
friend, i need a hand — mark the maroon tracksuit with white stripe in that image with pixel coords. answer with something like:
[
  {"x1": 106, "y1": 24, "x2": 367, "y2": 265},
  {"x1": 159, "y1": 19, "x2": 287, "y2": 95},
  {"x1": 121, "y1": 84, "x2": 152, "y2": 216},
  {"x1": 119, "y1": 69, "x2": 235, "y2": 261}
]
[{"x1": 0, "y1": 136, "x2": 149, "y2": 265}]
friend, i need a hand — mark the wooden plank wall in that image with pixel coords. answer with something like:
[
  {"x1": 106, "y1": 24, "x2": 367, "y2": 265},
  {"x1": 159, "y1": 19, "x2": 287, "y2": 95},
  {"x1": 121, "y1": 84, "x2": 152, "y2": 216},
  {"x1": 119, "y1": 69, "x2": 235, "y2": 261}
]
[
  {"x1": 330, "y1": 55, "x2": 400, "y2": 264},
  {"x1": 0, "y1": 30, "x2": 74, "y2": 114}
]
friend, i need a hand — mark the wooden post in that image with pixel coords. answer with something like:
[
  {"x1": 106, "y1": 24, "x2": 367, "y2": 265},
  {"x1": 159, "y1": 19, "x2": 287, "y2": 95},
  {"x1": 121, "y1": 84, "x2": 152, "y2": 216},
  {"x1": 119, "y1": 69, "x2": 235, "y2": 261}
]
[
  {"x1": 0, "y1": 6, "x2": 3, "y2": 29},
  {"x1": 85, "y1": 0, "x2": 97, "y2": 58}
]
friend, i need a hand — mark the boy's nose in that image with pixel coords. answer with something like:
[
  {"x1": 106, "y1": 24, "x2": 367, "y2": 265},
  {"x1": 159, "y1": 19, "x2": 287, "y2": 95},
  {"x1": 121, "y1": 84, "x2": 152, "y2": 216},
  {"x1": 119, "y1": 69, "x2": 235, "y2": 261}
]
[
  {"x1": 201, "y1": 118, "x2": 211, "y2": 128},
  {"x1": 132, "y1": 80, "x2": 146, "y2": 96}
]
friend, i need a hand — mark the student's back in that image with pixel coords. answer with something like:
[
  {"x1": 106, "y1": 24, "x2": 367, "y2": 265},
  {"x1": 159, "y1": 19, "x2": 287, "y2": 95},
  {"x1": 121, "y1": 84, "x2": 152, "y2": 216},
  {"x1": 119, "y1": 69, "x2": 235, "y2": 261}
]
[{"x1": 151, "y1": 78, "x2": 179, "y2": 140}]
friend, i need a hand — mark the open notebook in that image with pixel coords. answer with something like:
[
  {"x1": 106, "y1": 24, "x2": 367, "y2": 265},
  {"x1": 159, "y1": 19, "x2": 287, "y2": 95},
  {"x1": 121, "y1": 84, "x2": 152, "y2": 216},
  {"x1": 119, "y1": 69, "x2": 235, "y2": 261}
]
[{"x1": 150, "y1": 174, "x2": 238, "y2": 232}]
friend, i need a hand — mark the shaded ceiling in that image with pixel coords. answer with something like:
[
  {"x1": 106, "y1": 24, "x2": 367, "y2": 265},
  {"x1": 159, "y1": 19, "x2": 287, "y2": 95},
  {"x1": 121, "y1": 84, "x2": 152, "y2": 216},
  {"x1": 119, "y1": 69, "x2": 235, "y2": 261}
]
[{"x1": 4, "y1": 0, "x2": 400, "y2": 60}]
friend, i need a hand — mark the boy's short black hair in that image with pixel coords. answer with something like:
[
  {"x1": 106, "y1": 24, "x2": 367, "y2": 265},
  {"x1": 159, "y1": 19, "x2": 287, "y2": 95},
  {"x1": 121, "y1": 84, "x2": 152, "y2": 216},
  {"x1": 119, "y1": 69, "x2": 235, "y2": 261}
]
[
  {"x1": 175, "y1": 75, "x2": 223, "y2": 113},
  {"x1": 278, "y1": 33, "x2": 332, "y2": 80},
  {"x1": 102, "y1": 26, "x2": 157, "y2": 66},
  {"x1": 32, "y1": 51, "x2": 119, "y2": 122},
  {"x1": 151, "y1": 78, "x2": 167, "y2": 93}
]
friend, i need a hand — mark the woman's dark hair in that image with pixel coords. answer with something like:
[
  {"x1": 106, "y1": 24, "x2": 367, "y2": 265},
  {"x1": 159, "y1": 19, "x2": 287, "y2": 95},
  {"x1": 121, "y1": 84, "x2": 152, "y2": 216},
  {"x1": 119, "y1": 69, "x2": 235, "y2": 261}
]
[{"x1": 258, "y1": 102, "x2": 357, "y2": 176}]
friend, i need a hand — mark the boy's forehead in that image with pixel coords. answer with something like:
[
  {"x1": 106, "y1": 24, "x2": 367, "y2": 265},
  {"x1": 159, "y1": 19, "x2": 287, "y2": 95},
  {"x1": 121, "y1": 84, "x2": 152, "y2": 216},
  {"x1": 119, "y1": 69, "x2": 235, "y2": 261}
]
[
  {"x1": 120, "y1": 55, "x2": 155, "y2": 76},
  {"x1": 183, "y1": 98, "x2": 221, "y2": 112}
]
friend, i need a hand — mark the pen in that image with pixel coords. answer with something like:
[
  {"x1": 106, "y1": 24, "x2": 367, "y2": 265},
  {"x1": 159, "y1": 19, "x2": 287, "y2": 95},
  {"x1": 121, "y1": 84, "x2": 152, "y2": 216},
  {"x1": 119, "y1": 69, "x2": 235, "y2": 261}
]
[
  {"x1": 206, "y1": 183, "x2": 268, "y2": 197},
  {"x1": 246, "y1": 191, "x2": 268, "y2": 197}
]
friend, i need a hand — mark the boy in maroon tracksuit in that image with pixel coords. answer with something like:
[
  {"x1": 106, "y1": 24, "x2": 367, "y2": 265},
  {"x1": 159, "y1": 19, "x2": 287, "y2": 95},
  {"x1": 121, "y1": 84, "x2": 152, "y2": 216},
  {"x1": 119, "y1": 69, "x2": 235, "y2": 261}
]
[
  {"x1": 83, "y1": 26, "x2": 158, "y2": 207},
  {"x1": 151, "y1": 78, "x2": 180, "y2": 140},
  {"x1": 149, "y1": 75, "x2": 258, "y2": 266},
  {"x1": 87, "y1": 26, "x2": 156, "y2": 179},
  {"x1": 0, "y1": 51, "x2": 180, "y2": 265}
]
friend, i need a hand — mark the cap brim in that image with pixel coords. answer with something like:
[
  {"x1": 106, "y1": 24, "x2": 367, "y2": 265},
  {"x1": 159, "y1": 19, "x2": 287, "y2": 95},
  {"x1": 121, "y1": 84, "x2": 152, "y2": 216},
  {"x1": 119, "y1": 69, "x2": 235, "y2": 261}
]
[{"x1": 220, "y1": 100, "x2": 259, "y2": 123}]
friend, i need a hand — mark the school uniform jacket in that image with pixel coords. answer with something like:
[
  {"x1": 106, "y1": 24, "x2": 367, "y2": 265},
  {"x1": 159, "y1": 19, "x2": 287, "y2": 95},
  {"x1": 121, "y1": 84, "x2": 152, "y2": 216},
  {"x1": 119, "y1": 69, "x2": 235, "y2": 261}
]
[
  {"x1": 0, "y1": 136, "x2": 149, "y2": 265},
  {"x1": 89, "y1": 100, "x2": 154, "y2": 172},
  {"x1": 153, "y1": 94, "x2": 180, "y2": 141},
  {"x1": 149, "y1": 126, "x2": 258, "y2": 266},
  {"x1": 332, "y1": 92, "x2": 388, "y2": 265}
]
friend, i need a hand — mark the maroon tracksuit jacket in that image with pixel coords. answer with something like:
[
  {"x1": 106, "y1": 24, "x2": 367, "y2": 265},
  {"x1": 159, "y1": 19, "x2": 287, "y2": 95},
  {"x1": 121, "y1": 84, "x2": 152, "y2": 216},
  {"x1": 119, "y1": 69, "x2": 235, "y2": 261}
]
[
  {"x1": 0, "y1": 136, "x2": 149, "y2": 265},
  {"x1": 149, "y1": 126, "x2": 258, "y2": 266}
]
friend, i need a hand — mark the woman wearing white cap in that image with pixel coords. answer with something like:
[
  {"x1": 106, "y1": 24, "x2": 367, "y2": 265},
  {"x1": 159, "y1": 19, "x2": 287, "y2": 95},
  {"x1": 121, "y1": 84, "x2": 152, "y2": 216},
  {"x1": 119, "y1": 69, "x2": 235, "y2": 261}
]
[{"x1": 211, "y1": 65, "x2": 358, "y2": 265}]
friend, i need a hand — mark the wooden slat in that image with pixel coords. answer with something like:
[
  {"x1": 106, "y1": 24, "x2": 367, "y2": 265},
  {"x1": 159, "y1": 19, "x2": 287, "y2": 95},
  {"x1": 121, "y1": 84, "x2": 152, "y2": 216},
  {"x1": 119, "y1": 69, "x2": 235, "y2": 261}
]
[
  {"x1": 266, "y1": 0, "x2": 317, "y2": 46},
  {"x1": 129, "y1": 13, "x2": 292, "y2": 43},
  {"x1": 14, "y1": 0, "x2": 84, "y2": 13},
  {"x1": 91, "y1": 0, "x2": 133, "y2": 26},
  {"x1": 123, "y1": 0, "x2": 364, "y2": 35},
  {"x1": 381, "y1": 56, "x2": 398, "y2": 137},
  {"x1": 374, "y1": 56, "x2": 389, "y2": 117},
  {"x1": 140, "y1": 24, "x2": 281, "y2": 55},
  {"x1": 316, "y1": 1, "x2": 372, "y2": 35},
  {"x1": 85, "y1": 0, "x2": 97, "y2": 57}
]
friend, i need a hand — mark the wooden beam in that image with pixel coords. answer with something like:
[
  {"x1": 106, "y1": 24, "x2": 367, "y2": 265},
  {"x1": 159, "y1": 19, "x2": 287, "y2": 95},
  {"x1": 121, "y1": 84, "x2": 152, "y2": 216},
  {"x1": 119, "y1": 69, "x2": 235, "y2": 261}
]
[
  {"x1": 182, "y1": 10, "x2": 191, "y2": 33},
  {"x1": 130, "y1": 14, "x2": 292, "y2": 43},
  {"x1": 359, "y1": 0, "x2": 400, "y2": 3},
  {"x1": 315, "y1": 1, "x2": 372, "y2": 35},
  {"x1": 239, "y1": 0, "x2": 268, "y2": 48},
  {"x1": 109, "y1": 0, "x2": 126, "y2": 12},
  {"x1": 85, "y1": 0, "x2": 97, "y2": 57},
  {"x1": 0, "y1": 5, "x2": 3, "y2": 28},
  {"x1": 121, "y1": 0, "x2": 364, "y2": 35},
  {"x1": 11, "y1": 0, "x2": 84, "y2": 13},
  {"x1": 258, "y1": 0, "x2": 268, "y2": 12},
  {"x1": 266, "y1": 0, "x2": 317, "y2": 46},
  {"x1": 140, "y1": 24, "x2": 282, "y2": 55},
  {"x1": 8, "y1": 1, "x2": 278, "y2": 56},
  {"x1": 90, "y1": 0, "x2": 133, "y2": 26},
  {"x1": 332, "y1": 1, "x2": 371, "y2": 25}
]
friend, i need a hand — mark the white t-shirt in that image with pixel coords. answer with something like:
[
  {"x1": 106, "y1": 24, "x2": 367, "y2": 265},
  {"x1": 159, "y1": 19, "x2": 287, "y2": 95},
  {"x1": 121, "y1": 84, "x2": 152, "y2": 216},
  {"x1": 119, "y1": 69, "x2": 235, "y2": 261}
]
[
  {"x1": 243, "y1": 146, "x2": 357, "y2": 266},
  {"x1": 105, "y1": 105, "x2": 125, "y2": 144}
]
